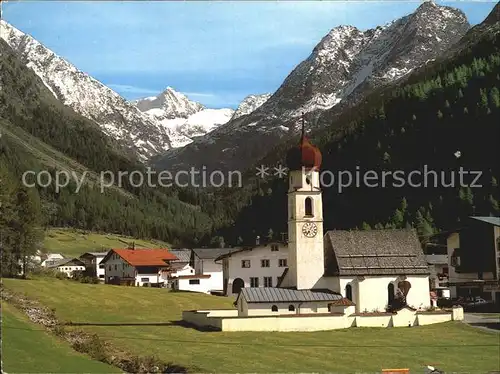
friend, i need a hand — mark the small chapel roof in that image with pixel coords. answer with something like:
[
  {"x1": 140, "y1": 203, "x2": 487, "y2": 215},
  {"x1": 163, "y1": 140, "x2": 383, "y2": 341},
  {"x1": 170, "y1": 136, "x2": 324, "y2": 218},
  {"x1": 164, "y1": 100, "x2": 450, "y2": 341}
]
[
  {"x1": 324, "y1": 229, "x2": 430, "y2": 276},
  {"x1": 237, "y1": 287, "x2": 354, "y2": 305}
]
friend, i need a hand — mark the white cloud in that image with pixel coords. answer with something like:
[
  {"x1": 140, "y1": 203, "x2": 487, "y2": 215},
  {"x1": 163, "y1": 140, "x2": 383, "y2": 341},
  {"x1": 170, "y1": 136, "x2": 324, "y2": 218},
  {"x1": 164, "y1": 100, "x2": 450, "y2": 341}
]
[{"x1": 107, "y1": 84, "x2": 159, "y2": 95}]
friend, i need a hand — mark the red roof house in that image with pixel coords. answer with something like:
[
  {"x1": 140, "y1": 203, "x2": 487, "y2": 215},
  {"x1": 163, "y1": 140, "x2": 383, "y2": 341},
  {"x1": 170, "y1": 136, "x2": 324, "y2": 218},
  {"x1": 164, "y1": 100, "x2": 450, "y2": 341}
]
[{"x1": 101, "y1": 248, "x2": 178, "y2": 286}]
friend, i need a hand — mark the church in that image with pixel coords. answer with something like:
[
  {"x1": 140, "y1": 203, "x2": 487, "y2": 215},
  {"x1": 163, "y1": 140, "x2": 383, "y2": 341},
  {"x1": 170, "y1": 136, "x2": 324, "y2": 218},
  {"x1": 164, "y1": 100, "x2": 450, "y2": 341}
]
[
  {"x1": 242, "y1": 124, "x2": 432, "y2": 314},
  {"x1": 182, "y1": 126, "x2": 464, "y2": 331}
]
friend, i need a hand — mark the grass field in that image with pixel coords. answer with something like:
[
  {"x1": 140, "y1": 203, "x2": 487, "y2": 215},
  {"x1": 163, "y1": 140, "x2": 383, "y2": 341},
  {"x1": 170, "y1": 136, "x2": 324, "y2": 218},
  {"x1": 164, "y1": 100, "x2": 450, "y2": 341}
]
[
  {"x1": 1, "y1": 302, "x2": 119, "y2": 373},
  {"x1": 43, "y1": 228, "x2": 170, "y2": 257},
  {"x1": 3, "y1": 278, "x2": 500, "y2": 373}
]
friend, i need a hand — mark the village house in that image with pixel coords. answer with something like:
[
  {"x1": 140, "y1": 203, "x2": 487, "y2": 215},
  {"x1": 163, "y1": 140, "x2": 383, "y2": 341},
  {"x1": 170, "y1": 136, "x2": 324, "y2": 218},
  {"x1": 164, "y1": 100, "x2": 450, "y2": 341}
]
[
  {"x1": 169, "y1": 249, "x2": 194, "y2": 277},
  {"x1": 215, "y1": 241, "x2": 289, "y2": 296},
  {"x1": 426, "y1": 253, "x2": 449, "y2": 290},
  {"x1": 41, "y1": 253, "x2": 65, "y2": 267},
  {"x1": 167, "y1": 249, "x2": 215, "y2": 293},
  {"x1": 446, "y1": 216, "x2": 500, "y2": 303},
  {"x1": 189, "y1": 248, "x2": 233, "y2": 293},
  {"x1": 46, "y1": 258, "x2": 86, "y2": 277},
  {"x1": 101, "y1": 248, "x2": 177, "y2": 287},
  {"x1": 79, "y1": 251, "x2": 109, "y2": 281}
]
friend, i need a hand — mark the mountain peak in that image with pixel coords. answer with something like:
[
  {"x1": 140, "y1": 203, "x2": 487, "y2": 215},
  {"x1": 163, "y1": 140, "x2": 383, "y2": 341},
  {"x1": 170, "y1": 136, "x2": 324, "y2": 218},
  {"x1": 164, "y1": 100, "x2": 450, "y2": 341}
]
[{"x1": 483, "y1": 2, "x2": 500, "y2": 25}]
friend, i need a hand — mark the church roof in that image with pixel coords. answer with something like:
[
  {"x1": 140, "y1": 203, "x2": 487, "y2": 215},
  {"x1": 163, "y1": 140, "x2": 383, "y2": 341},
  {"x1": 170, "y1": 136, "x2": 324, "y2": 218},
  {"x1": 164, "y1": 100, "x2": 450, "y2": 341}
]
[
  {"x1": 237, "y1": 287, "x2": 354, "y2": 305},
  {"x1": 324, "y1": 229, "x2": 430, "y2": 276}
]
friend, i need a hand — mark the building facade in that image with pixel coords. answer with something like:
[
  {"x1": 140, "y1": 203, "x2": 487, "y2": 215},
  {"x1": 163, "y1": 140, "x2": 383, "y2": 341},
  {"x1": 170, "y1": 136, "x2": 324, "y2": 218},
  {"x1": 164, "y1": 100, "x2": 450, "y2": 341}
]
[
  {"x1": 101, "y1": 248, "x2": 177, "y2": 287},
  {"x1": 217, "y1": 243, "x2": 289, "y2": 296},
  {"x1": 47, "y1": 258, "x2": 86, "y2": 277},
  {"x1": 190, "y1": 248, "x2": 233, "y2": 293},
  {"x1": 446, "y1": 216, "x2": 500, "y2": 302},
  {"x1": 79, "y1": 251, "x2": 109, "y2": 280}
]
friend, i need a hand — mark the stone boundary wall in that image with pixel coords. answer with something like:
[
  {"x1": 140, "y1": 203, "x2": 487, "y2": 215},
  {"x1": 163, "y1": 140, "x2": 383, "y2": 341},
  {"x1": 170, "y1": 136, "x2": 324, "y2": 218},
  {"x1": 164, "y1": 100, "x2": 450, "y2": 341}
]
[{"x1": 182, "y1": 306, "x2": 464, "y2": 332}]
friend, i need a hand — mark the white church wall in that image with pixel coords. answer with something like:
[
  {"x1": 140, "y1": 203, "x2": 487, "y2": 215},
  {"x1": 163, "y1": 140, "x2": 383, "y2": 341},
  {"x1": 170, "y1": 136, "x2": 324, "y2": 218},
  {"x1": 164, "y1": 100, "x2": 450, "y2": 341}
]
[
  {"x1": 416, "y1": 312, "x2": 452, "y2": 326},
  {"x1": 353, "y1": 314, "x2": 393, "y2": 328},
  {"x1": 391, "y1": 307, "x2": 417, "y2": 327},
  {"x1": 239, "y1": 300, "x2": 330, "y2": 317},
  {"x1": 183, "y1": 307, "x2": 460, "y2": 332},
  {"x1": 405, "y1": 275, "x2": 431, "y2": 309}
]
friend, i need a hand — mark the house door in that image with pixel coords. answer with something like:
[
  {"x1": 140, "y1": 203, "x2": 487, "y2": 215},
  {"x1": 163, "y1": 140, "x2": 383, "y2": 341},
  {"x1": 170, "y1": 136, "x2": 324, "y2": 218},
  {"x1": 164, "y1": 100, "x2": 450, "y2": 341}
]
[{"x1": 232, "y1": 278, "x2": 244, "y2": 294}]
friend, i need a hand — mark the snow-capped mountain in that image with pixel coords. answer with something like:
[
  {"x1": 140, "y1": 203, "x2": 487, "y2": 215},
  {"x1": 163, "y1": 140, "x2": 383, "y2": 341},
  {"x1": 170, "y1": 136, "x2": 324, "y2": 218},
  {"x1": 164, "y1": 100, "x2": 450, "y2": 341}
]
[
  {"x1": 153, "y1": 1, "x2": 470, "y2": 173},
  {"x1": 231, "y1": 93, "x2": 271, "y2": 120},
  {"x1": 133, "y1": 87, "x2": 204, "y2": 119},
  {"x1": 0, "y1": 20, "x2": 172, "y2": 161},
  {"x1": 133, "y1": 87, "x2": 234, "y2": 148}
]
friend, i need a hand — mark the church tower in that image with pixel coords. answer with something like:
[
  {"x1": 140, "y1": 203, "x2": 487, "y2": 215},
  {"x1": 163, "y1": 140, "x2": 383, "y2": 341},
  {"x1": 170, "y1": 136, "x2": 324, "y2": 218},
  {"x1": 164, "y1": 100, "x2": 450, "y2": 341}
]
[{"x1": 284, "y1": 116, "x2": 324, "y2": 290}]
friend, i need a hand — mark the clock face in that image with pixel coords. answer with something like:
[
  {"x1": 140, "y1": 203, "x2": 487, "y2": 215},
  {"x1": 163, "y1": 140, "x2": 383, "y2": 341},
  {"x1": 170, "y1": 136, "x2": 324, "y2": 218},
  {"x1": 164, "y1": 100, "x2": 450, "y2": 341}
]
[{"x1": 302, "y1": 222, "x2": 318, "y2": 238}]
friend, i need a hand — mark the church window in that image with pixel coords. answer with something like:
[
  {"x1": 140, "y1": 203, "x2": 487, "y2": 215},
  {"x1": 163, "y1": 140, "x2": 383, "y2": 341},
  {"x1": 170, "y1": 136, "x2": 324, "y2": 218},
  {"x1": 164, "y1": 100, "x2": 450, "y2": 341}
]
[
  {"x1": 388, "y1": 283, "x2": 395, "y2": 305},
  {"x1": 261, "y1": 259, "x2": 270, "y2": 268},
  {"x1": 271, "y1": 305, "x2": 278, "y2": 312},
  {"x1": 345, "y1": 284, "x2": 353, "y2": 301},
  {"x1": 288, "y1": 305, "x2": 295, "y2": 312},
  {"x1": 305, "y1": 197, "x2": 313, "y2": 216}
]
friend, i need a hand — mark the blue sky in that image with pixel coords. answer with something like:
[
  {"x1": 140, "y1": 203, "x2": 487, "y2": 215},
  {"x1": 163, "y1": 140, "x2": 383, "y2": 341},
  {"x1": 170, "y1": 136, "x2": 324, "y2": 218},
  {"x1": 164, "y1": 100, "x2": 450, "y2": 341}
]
[{"x1": 3, "y1": 1, "x2": 497, "y2": 108}]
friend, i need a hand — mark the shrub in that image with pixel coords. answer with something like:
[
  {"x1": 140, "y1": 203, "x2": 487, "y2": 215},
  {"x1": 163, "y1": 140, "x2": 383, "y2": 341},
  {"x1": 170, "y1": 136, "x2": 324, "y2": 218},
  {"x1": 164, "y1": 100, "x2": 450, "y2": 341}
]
[{"x1": 55, "y1": 271, "x2": 68, "y2": 280}]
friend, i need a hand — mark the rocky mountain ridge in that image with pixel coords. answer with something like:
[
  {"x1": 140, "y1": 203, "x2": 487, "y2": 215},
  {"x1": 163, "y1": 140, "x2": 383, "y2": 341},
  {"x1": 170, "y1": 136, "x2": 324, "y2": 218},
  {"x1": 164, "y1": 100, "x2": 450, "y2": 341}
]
[{"x1": 153, "y1": 1, "x2": 471, "y2": 173}]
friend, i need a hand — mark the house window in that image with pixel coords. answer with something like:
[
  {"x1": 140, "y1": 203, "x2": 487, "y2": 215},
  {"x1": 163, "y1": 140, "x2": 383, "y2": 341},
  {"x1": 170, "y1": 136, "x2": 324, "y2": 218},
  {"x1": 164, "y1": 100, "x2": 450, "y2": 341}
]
[
  {"x1": 271, "y1": 244, "x2": 279, "y2": 252},
  {"x1": 264, "y1": 277, "x2": 273, "y2": 287},
  {"x1": 250, "y1": 277, "x2": 259, "y2": 287},
  {"x1": 346, "y1": 284, "x2": 353, "y2": 301},
  {"x1": 305, "y1": 197, "x2": 313, "y2": 216},
  {"x1": 288, "y1": 305, "x2": 295, "y2": 312},
  {"x1": 108, "y1": 265, "x2": 111, "y2": 271},
  {"x1": 279, "y1": 259, "x2": 287, "y2": 267},
  {"x1": 141, "y1": 278, "x2": 149, "y2": 282},
  {"x1": 261, "y1": 259, "x2": 270, "y2": 268},
  {"x1": 99, "y1": 264, "x2": 105, "y2": 269},
  {"x1": 189, "y1": 279, "x2": 200, "y2": 285},
  {"x1": 451, "y1": 248, "x2": 461, "y2": 267},
  {"x1": 241, "y1": 260, "x2": 251, "y2": 268},
  {"x1": 114, "y1": 264, "x2": 117, "y2": 271},
  {"x1": 271, "y1": 305, "x2": 278, "y2": 312}
]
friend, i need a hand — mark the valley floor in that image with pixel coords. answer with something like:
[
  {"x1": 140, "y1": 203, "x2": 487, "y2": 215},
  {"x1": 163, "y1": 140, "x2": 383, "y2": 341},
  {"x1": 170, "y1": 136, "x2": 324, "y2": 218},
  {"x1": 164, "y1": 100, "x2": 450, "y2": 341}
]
[{"x1": 3, "y1": 278, "x2": 500, "y2": 373}]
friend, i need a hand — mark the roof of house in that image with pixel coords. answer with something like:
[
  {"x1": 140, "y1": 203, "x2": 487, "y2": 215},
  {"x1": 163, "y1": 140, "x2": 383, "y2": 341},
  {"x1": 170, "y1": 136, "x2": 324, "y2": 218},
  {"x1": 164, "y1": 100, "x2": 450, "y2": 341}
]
[
  {"x1": 214, "y1": 242, "x2": 288, "y2": 261},
  {"x1": 425, "y1": 254, "x2": 448, "y2": 265},
  {"x1": 470, "y1": 216, "x2": 500, "y2": 227},
  {"x1": 170, "y1": 249, "x2": 191, "y2": 263},
  {"x1": 192, "y1": 248, "x2": 234, "y2": 260},
  {"x1": 236, "y1": 287, "x2": 354, "y2": 306},
  {"x1": 324, "y1": 229, "x2": 430, "y2": 276},
  {"x1": 102, "y1": 249, "x2": 177, "y2": 267},
  {"x1": 46, "y1": 258, "x2": 85, "y2": 268}
]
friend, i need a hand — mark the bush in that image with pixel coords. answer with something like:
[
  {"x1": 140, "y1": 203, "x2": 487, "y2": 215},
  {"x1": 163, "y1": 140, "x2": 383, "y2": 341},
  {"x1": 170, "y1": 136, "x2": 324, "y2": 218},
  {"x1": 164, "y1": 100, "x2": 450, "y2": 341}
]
[
  {"x1": 72, "y1": 334, "x2": 108, "y2": 362},
  {"x1": 55, "y1": 271, "x2": 68, "y2": 280}
]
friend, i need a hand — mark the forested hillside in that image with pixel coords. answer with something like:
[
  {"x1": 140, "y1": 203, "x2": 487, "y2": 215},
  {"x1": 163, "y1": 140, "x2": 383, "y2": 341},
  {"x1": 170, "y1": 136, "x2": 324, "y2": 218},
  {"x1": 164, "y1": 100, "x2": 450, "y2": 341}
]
[
  {"x1": 0, "y1": 39, "x2": 217, "y2": 275},
  {"x1": 207, "y1": 20, "x2": 500, "y2": 246}
]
